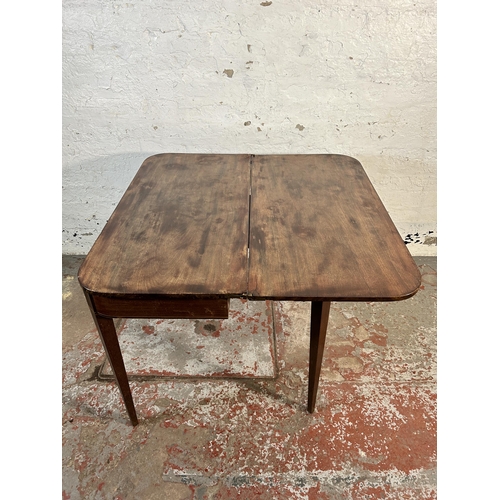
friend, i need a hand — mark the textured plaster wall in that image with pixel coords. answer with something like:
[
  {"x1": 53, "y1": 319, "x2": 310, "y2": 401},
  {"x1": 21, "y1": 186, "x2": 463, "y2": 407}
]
[{"x1": 62, "y1": 0, "x2": 436, "y2": 256}]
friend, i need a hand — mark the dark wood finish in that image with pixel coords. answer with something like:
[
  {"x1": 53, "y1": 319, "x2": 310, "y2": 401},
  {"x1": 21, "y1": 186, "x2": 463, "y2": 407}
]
[
  {"x1": 308, "y1": 301, "x2": 331, "y2": 413},
  {"x1": 84, "y1": 291, "x2": 139, "y2": 426},
  {"x1": 248, "y1": 154, "x2": 421, "y2": 301},
  {"x1": 77, "y1": 153, "x2": 422, "y2": 425},
  {"x1": 78, "y1": 154, "x2": 250, "y2": 297},
  {"x1": 91, "y1": 294, "x2": 229, "y2": 319}
]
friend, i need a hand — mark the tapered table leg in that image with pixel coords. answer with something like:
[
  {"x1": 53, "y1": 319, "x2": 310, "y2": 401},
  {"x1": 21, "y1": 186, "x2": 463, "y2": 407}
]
[
  {"x1": 85, "y1": 292, "x2": 138, "y2": 426},
  {"x1": 308, "y1": 301, "x2": 331, "y2": 413}
]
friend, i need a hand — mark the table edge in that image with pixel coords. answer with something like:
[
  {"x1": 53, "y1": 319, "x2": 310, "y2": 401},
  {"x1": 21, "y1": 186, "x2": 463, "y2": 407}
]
[{"x1": 79, "y1": 281, "x2": 421, "y2": 303}]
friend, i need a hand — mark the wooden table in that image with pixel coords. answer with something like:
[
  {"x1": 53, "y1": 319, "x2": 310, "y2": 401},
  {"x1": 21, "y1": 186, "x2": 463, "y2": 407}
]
[{"x1": 78, "y1": 154, "x2": 421, "y2": 426}]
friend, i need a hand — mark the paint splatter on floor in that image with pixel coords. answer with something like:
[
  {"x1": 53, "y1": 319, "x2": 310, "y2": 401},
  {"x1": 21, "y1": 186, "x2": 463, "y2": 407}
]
[
  {"x1": 99, "y1": 299, "x2": 276, "y2": 379},
  {"x1": 62, "y1": 258, "x2": 436, "y2": 499}
]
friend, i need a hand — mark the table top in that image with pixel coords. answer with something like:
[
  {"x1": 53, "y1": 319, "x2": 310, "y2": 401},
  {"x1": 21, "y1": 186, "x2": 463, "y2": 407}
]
[{"x1": 78, "y1": 154, "x2": 421, "y2": 301}]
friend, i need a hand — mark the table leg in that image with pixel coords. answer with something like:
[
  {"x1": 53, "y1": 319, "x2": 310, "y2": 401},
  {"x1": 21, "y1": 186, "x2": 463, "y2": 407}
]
[
  {"x1": 85, "y1": 293, "x2": 139, "y2": 426},
  {"x1": 308, "y1": 301, "x2": 331, "y2": 413}
]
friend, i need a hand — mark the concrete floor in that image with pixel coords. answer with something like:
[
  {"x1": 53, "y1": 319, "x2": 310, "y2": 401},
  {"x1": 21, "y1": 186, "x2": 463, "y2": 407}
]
[{"x1": 62, "y1": 255, "x2": 437, "y2": 499}]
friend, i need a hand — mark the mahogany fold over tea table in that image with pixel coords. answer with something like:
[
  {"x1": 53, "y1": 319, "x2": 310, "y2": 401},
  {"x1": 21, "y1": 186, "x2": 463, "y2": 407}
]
[{"x1": 78, "y1": 154, "x2": 421, "y2": 426}]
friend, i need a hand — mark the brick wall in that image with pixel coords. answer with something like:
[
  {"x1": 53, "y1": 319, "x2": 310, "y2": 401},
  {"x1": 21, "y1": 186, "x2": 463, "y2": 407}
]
[{"x1": 62, "y1": 0, "x2": 436, "y2": 255}]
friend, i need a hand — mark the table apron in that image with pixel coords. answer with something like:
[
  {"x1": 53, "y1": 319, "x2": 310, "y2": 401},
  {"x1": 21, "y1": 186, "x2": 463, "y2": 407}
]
[{"x1": 88, "y1": 293, "x2": 230, "y2": 319}]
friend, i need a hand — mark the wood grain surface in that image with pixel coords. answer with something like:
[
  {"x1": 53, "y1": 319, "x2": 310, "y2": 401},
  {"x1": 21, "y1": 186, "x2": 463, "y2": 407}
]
[
  {"x1": 78, "y1": 154, "x2": 250, "y2": 297},
  {"x1": 247, "y1": 154, "x2": 421, "y2": 300},
  {"x1": 79, "y1": 153, "x2": 420, "y2": 302},
  {"x1": 90, "y1": 294, "x2": 229, "y2": 319}
]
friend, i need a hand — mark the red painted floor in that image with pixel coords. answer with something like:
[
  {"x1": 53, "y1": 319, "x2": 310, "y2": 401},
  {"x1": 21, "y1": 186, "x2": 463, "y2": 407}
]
[{"x1": 62, "y1": 256, "x2": 436, "y2": 499}]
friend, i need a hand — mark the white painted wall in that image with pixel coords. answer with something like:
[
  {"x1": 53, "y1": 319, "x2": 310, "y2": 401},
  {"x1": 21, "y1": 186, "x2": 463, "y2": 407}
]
[{"x1": 62, "y1": 0, "x2": 436, "y2": 256}]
